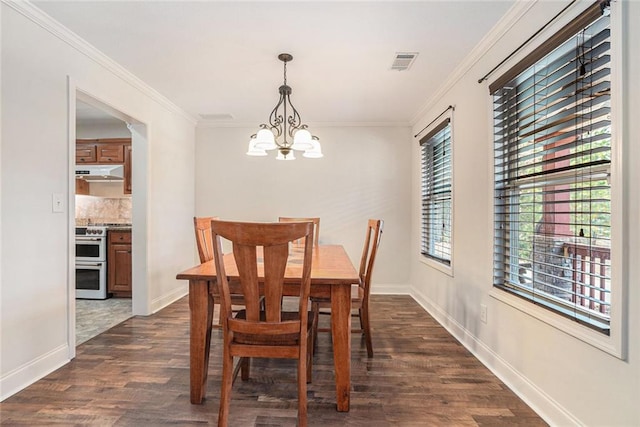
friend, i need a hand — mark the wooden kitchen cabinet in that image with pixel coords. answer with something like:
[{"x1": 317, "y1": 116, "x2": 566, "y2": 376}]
[
  {"x1": 76, "y1": 138, "x2": 130, "y2": 164},
  {"x1": 96, "y1": 143, "x2": 124, "y2": 163},
  {"x1": 76, "y1": 144, "x2": 97, "y2": 163},
  {"x1": 75, "y1": 177, "x2": 90, "y2": 195},
  {"x1": 124, "y1": 144, "x2": 132, "y2": 194},
  {"x1": 108, "y1": 230, "x2": 132, "y2": 298}
]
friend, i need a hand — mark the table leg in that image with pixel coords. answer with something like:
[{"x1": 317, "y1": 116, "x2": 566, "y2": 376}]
[
  {"x1": 331, "y1": 283, "x2": 351, "y2": 412},
  {"x1": 189, "y1": 279, "x2": 214, "y2": 404}
]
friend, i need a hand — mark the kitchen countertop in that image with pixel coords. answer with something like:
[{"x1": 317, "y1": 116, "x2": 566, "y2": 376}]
[
  {"x1": 106, "y1": 225, "x2": 132, "y2": 232},
  {"x1": 76, "y1": 222, "x2": 132, "y2": 231}
]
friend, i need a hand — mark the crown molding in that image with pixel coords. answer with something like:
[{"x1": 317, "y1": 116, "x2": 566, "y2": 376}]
[
  {"x1": 3, "y1": 0, "x2": 198, "y2": 126},
  {"x1": 197, "y1": 120, "x2": 411, "y2": 129},
  {"x1": 410, "y1": 0, "x2": 538, "y2": 126}
]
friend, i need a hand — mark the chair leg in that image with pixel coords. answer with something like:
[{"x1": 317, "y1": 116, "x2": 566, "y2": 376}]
[
  {"x1": 311, "y1": 301, "x2": 319, "y2": 355},
  {"x1": 306, "y1": 350, "x2": 313, "y2": 384},
  {"x1": 218, "y1": 347, "x2": 234, "y2": 427},
  {"x1": 361, "y1": 305, "x2": 373, "y2": 358},
  {"x1": 297, "y1": 352, "x2": 308, "y2": 427},
  {"x1": 217, "y1": 303, "x2": 224, "y2": 327},
  {"x1": 240, "y1": 357, "x2": 251, "y2": 381},
  {"x1": 306, "y1": 321, "x2": 315, "y2": 384}
]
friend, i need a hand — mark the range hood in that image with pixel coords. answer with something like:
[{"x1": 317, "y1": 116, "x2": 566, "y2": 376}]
[{"x1": 75, "y1": 164, "x2": 124, "y2": 182}]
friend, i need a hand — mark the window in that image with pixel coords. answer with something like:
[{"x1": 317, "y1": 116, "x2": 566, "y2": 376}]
[
  {"x1": 492, "y1": 3, "x2": 611, "y2": 333},
  {"x1": 420, "y1": 119, "x2": 452, "y2": 266}
]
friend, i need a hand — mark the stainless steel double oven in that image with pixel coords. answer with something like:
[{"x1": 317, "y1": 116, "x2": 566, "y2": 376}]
[{"x1": 75, "y1": 226, "x2": 108, "y2": 299}]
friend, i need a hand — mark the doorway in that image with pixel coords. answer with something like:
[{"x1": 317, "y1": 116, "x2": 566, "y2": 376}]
[
  {"x1": 69, "y1": 88, "x2": 149, "y2": 354},
  {"x1": 75, "y1": 99, "x2": 132, "y2": 344}
]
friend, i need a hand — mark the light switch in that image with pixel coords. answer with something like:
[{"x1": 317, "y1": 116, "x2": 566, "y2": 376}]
[{"x1": 52, "y1": 193, "x2": 64, "y2": 213}]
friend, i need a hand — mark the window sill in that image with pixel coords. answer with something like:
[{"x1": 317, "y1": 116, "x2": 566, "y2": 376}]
[
  {"x1": 490, "y1": 287, "x2": 624, "y2": 359},
  {"x1": 419, "y1": 255, "x2": 453, "y2": 277}
]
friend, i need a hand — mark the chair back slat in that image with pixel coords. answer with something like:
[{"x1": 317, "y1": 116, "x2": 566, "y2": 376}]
[
  {"x1": 193, "y1": 216, "x2": 218, "y2": 263},
  {"x1": 233, "y1": 245, "x2": 262, "y2": 321},
  {"x1": 211, "y1": 220, "x2": 314, "y2": 335},
  {"x1": 228, "y1": 318, "x2": 300, "y2": 335},
  {"x1": 262, "y1": 243, "x2": 289, "y2": 322}
]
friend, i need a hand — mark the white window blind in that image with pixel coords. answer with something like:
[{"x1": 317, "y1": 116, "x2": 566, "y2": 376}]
[
  {"x1": 420, "y1": 119, "x2": 452, "y2": 265},
  {"x1": 492, "y1": 3, "x2": 611, "y2": 333}
]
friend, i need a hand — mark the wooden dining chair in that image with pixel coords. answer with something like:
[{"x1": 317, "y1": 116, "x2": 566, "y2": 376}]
[
  {"x1": 311, "y1": 219, "x2": 383, "y2": 358},
  {"x1": 211, "y1": 220, "x2": 316, "y2": 427},
  {"x1": 278, "y1": 217, "x2": 320, "y2": 246},
  {"x1": 193, "y1": 216, "x2": 251, "y2": 327}
]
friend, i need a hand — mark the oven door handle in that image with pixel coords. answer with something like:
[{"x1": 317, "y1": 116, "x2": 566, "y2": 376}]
[
  {"x1": 76, "y1": 262, "x2": 103, "y2": 267},
  {"x1": 77, "y1": 237, "x2": 103, "y2": 242}
]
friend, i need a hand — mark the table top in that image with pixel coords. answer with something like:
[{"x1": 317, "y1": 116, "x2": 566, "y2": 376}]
[{"x1": 177, "y1": 244, "x2": 360, "y2": 285}]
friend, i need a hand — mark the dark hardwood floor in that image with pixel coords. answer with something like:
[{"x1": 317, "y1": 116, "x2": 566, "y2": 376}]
[{"x1": 0, "y1": 295, "x2": 547, "y2": 426}]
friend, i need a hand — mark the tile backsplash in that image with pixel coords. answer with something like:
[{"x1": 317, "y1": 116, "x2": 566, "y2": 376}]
[{"x1": 76, "y1": 195, "x2": 132, "y2": 225}]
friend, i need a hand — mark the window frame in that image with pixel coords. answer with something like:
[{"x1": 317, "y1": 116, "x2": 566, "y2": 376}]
[
  {"x1": 420, "y1": 116, "x2": 454, "y2": 276},
  {"x1": 488, "y1": 0, "x2": 626, "y2": 358}
]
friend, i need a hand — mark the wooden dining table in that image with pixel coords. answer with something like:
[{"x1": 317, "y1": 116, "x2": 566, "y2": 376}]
[{"x1": 176, "y1": 244, "x2": 359, "y2": 412}]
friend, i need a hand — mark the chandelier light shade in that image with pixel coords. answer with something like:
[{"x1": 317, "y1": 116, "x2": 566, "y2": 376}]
[
  {"x1": 246, "y1": 139, "x2": 267, "y2": 156},
  {"x1": 248, "y1": 53, "x2": 322, "y2": 160}
]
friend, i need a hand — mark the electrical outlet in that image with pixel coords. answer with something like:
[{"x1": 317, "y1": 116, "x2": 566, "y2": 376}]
[{"x1": 480, "y1": 304, "x2": 488, "y2": 324}]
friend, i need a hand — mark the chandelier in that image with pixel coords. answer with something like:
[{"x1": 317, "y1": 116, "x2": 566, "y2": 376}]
[{"x1": 247, "y1": 53, "x2": 322, "y2": 160}]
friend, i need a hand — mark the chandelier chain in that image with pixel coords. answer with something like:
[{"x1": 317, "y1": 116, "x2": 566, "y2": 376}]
[{"x1": 283, "y1": 60, "x2": 287, "y2": 86}]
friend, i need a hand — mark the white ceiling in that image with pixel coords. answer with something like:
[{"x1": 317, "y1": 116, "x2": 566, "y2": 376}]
[
  {"x1": 35, "y1": 1, "x2": 516, "y2": 126},
  {"x1": 75, "y1": 99, "x2": 122, "y2": 125}
]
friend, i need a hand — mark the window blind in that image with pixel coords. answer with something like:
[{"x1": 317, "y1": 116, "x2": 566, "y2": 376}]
[
  {"x1": 492, "y1": 4, "x2": 611, "y2": 332},
  {"x1": 420, "y1": 119, "x2": 452, "y2": 265}
]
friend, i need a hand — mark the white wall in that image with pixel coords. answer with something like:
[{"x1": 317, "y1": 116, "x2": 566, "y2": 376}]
[
  {"x1": 76, "y1": 121, "x2": 130, "y2": 139},
  {"x1": 410, "y1": 1, "x2": 639, "y2": 425},
  {"x1": 195, "y1": 125, "x2": 412, "y2": 292},
  {"x1": 0, "y1": 3, "x2": 195, "y2": 399}
]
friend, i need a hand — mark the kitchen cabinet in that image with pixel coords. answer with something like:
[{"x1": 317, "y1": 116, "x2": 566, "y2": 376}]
[
  {"x1": 75, "y1": 177, "x2": 90, "y2": 195},
  {"x1": 76, "y1": 144, "x2": 97, "y2": 163},
  {"x1": 124, "y1": 144, "x2": 132, "y2": 194},
  {"x1": 108, "y1": 230, "x2": 132, "y2": 298},
  {"x1": 76, "y1": 138, "x2": 130, "y2": 164},
  {"x1": 96, "y1": 143, "x2": 124, "y2": 163}
]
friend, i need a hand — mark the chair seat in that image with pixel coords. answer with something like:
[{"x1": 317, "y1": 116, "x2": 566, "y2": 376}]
[{"x1": 232, "y1": 310, "x2": 315, "y2": 346}]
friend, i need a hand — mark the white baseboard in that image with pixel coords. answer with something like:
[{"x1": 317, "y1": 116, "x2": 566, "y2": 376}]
[
  {"x1": 371, "y1": 283, "x2": 411, "y2": 295},
  {"x1": 0, "y1": 344, "x2": 69, "y2": 402},
  {"x1": 410, "y1": 285, "x2": 581, "y2": 427},
  {"x1": 150, "y1": 285, "x2": 188, "y2": 314}
]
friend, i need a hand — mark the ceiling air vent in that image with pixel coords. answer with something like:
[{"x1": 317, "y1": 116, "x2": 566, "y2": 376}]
[{"x1": 391, "y1": 52, "x2": 419, "y2": 71}]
